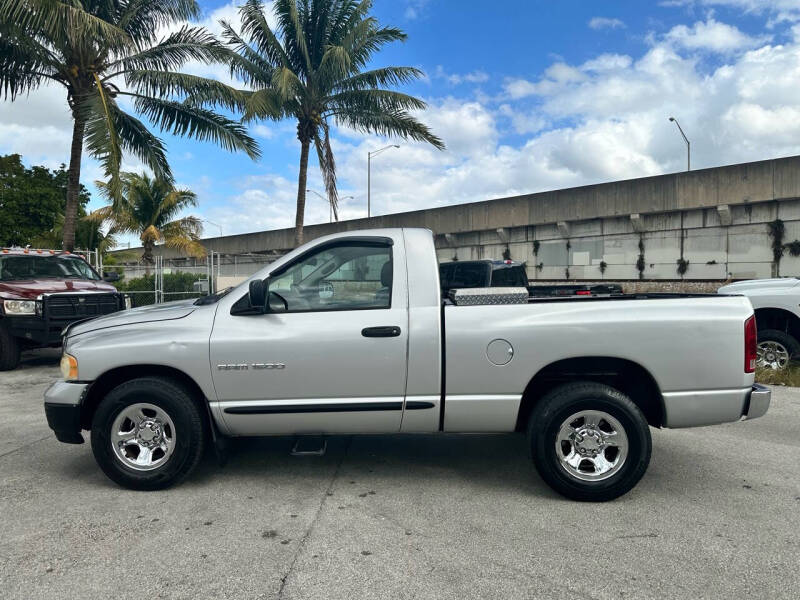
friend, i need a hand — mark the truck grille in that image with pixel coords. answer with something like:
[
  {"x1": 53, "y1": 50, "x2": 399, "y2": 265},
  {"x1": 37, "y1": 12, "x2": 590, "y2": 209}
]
[{"x1": 45, "y1": 294, "x2": 120, "y2": 320}]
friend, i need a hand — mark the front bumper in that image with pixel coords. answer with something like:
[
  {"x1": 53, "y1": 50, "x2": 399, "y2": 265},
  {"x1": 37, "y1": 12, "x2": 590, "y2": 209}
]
[
  {"x1": 6, "y1": 316, "x2": 65, "y2": 346},
  {"x1": 44, "y1": 381, "x2": 88, "y2": 444},
  {"x1": 742, "y1": 383, "x2": 771, "y2": 421}
]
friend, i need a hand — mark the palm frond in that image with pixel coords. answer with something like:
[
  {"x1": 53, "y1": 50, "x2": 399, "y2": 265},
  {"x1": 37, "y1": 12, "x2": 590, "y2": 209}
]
[
  {"x1": 327, "y1": 89, "x2": 428, "y2": 114},
  {"x1": 333, "y1": 66, "x2": 424, "y2": 92},
  {"x1": 126, "y1": 70, "x2": 248, "y2": 112},
  {"x1": 219, "y1": 21, "x2": 276, "y2": 85},
  {"x1": 108, "y1": 26, "x2": 230, "y2": 74},
  {"x1": 239, "y1": 0, "x2": 293, "y2": 68},
  {"x1": 243, "y1": 88, "x2": 291, "y2": 121},
  {"x1": 124, "y1": 93, "x2": 261, "y2": 159},
  {"x1": 82, "y1": 76, "x2": 124, "y2": 201},
  {"x1": 272, "y1": 66, "x2": 305, "y2": 103},
  {"x1": 338, "y1": 109, "x2": 445, "y2": 150},
  {"x1": 117, "y1": 0, "x2": 200, "y2": 41},
  {"x1": 161, "y1": 217, "x2": 206, "y2": 257},
  {"x1": 0, "y1": 22, "x2": 61, "y2": 99},
  {"x1": 0, "y1": 0, "x2": 132, "y2": 51},
  {"x1": 314, "y1": 121, "x2": 338, "y2": 220}
]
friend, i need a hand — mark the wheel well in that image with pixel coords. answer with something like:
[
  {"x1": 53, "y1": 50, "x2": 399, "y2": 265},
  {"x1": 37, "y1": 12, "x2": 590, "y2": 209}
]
[
  {"x1": 754, "y1": 308, "x2": 800, "y2": 340},
  {"x1": 514, "y1": 357, "x2": 665, "y2": 431},
  {"x1": 80, "y1": 365, "x2": 209, "y2": 430}
]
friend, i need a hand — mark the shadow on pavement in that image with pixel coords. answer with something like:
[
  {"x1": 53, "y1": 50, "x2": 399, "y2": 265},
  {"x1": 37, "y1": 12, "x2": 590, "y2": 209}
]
[{"x1": 18, "y1": 348, "x2": 61, "y2": 369}]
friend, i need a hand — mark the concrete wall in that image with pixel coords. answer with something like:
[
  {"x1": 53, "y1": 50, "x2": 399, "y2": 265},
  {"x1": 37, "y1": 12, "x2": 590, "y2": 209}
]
[{"x1": 120, "y1": 155, "x2": 800, "y2": 280}]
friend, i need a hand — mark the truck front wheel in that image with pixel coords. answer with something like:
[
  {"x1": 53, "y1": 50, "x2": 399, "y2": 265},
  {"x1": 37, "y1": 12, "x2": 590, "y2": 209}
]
[
  {"x1": 90, "y1": 377, "x2": 206, "y2": 490},
  {"x1": 0, "y1": 321, "x2": 20, "y2": 371},
  {"x1": 527, "y1": 382, "x2": 651, "y2": 502}
]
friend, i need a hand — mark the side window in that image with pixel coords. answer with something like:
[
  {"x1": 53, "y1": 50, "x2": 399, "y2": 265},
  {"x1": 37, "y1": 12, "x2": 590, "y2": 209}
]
[
  {"x1": 268, "y1": 242, "x2": 393, "y2": 312},
  {"x1": 439, "y1": 263, "x2": 455, "y2": 289}
]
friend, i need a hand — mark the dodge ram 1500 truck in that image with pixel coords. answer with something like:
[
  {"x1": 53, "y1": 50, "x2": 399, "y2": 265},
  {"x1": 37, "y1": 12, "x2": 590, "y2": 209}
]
[
  {"x1": 0, "y1": 248, "x2": 126, "y2": 371},
  {"x1": 44, "y1": 228, "x2": 770, "y2": 501}
]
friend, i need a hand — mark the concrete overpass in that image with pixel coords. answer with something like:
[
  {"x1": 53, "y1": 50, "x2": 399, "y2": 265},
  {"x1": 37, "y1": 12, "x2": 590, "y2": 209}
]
[{"x1": 126, "y1": 154, "x2": 800, "y2": 282}]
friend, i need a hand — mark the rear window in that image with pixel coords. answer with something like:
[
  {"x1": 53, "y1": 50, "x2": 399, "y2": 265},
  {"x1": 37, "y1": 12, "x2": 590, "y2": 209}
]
[
  {"x1": 491, "y1": 266, "x2": 527, "y2": 287},
  {"x1": 452, "y1": 263, "x2": 489, "y2": 288}
]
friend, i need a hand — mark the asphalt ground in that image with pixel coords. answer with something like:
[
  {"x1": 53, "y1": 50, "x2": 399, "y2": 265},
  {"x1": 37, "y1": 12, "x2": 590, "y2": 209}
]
[{"x1": 1, "y1": 349, "x2": 798, "y2": 599}]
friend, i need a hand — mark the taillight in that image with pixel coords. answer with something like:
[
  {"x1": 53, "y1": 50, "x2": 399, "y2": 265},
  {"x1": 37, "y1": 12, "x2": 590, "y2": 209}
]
[
  {"x1": 744, "y1": 315, "x2": 757, "y2": 373},
  {"x1": 576, "y1": 290, "x2": 592, "y2": 296}
]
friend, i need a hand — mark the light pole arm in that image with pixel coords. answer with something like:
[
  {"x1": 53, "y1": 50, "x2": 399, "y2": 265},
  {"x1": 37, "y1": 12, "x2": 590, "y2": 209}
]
[
  {"x1": 367, "y1": 145, "x2": 400, "y2": 218},
  {"x1": 669, "y1": 117, "x2": 691, "y2": 171}
]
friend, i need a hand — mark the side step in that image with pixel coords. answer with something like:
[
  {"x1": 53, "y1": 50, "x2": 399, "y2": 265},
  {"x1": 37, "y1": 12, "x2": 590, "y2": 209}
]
[{"x1": 291, "y1": 435, "x2": 327, "y2": 456}]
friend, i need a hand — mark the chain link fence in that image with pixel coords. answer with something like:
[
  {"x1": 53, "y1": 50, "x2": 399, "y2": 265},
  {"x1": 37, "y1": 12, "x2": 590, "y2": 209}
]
[{"x1": 111, "y1": 251, "x2": 281, "y2": 308}]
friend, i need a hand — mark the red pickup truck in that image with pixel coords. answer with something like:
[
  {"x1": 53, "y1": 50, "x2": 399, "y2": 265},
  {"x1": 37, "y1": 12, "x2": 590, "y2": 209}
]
[{"x1": 0, "y1": 248, "x2": 127, "y2": 370}]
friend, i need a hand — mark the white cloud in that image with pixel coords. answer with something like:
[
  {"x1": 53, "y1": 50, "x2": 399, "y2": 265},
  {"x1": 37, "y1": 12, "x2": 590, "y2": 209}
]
[
  {"x1": 404, "y1": 1, "x2": 430, "y2": 21},
  {"x1": 589, "y1": 17, "x2": 627, "y2": 30},
  {"x1": 433, "y1": 66, "x2": 490, "y2": 85},
  {"x1": 251, "y1": 124, "x2": 274, "y2": 139},
  {"x1": 665, "y1": 18, "x2": 770, "y2": 52}
]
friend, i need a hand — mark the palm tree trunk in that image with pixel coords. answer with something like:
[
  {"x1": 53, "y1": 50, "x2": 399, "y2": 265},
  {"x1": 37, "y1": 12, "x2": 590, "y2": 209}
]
[
  {"x1": 63, "y1": 114, "x2": 85, "y2": 252},
  {"x1": 143, "y1": 241, "x2": 153, "y2": 276},
  {"x1": 294, "y1": 137, "x2": 311, "y2": 247}
]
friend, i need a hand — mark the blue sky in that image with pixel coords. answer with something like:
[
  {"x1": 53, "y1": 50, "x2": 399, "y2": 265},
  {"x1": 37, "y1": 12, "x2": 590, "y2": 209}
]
[{"x1": 3, "y1": 0, "x2": 800, "y2": 244}]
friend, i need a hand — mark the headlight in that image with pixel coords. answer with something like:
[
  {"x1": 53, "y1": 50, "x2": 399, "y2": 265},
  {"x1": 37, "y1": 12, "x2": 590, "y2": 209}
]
[
  {"x1": 2, "y1": 299, "x2": 36, "y2": 315},
  {"x1": 60, "y1": 354, "x2": 79, "y2": 381}
]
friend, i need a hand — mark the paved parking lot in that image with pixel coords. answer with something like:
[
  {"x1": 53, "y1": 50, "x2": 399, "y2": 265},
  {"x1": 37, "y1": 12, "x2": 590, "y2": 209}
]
[{"x1": 1, "y1": 349, "x2": 799, "y2": 599}]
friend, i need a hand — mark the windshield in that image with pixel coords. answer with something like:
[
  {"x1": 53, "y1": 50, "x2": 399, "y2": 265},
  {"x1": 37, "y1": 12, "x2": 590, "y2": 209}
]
[{"x1": 0, "y1": 255, "x2": 101, "y2": 281}]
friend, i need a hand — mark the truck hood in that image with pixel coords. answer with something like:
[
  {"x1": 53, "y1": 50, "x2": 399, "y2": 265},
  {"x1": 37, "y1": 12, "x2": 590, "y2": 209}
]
[
  {"x1": 0, "y1": 278, "x2": 117, "y2": 300},
  {"x1": 67, "y1": 299, "x2": 198, "y2": 337},
  {"x1": 718, "y1": 278, "x2": 800, "y2": 294}
]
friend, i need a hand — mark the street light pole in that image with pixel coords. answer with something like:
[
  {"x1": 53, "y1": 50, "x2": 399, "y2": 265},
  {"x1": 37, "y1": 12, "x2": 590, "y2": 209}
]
[
  {"x1": 307, "y1": 189, "x2": 354, "y2": 223},
  {"x1": 367, "y1": 144, "x2": 400, "y2": 218},
  {"x1": 668, "y1": 117, "x2": 690, "y2": 171}
]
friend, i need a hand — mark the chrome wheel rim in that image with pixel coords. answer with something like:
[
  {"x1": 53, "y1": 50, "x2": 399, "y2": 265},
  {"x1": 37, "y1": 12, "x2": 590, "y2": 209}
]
[
  {"x1": 555, "y1": 410, "x2": 628, "y2": 482},
  {"x1": 757, "y1": 341, "x2": 790, "y2": 370},
  {"x1": 110, "y1": 403, "x2": 176, "y2": 471}
]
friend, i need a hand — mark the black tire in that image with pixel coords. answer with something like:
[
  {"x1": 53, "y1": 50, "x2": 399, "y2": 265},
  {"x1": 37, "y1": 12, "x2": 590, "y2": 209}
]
[
  {"x1": 90, "y1": 377, "x2": 206, "y2": 490},
  {"x1": 757, "y1": 329, "x2": 800, "y2": 370},
  {"x1": 527, "y1": 382, "x2": 651, "y2": 502},
  {"x1": 0, "y1": 321, "x2": 20, "y2": 371}
]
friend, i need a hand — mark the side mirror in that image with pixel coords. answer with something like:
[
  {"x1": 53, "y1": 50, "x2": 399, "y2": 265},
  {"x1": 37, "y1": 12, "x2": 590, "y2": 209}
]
[
  {"x1": 249, "y1": 279, "x2": 266, "y2": 311},
  {"x1": 103, "y1": 271, "x2": 120, "y2": 282}
]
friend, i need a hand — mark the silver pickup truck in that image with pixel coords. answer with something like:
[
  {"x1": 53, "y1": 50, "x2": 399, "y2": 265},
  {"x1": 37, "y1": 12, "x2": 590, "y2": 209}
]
[{"x1": 44, "y1": 228, "x2": 770, "y2": 501}]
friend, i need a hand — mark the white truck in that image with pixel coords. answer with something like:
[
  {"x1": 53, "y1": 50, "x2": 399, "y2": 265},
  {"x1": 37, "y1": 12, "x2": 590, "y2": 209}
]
[
  {"x1": 44, "y1": 228, "x2": 769, "y2": 501},
  {"x1": 719, "y1": 278, "x2": 800, "y2": 369}
]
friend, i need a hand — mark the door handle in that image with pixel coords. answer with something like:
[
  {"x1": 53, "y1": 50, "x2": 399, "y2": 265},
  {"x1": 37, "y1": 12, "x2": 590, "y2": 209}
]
[{"x1": 362, "y1": 326, "x2": 401, "y2": 338}]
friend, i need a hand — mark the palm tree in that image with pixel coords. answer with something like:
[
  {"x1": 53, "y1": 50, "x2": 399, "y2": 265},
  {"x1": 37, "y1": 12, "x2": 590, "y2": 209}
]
[
  {"x1": 221, "y1": 0, "x2": 444, "y2": 246},
  {"x1": 33, "y1": 211, "x2": 118, "y2": 253},
  {"x1": 90, "y1": 172, "x2": 205, "y2": 268},
  {"x1": 0, "y1": 0, "x2": 260, "y2": 251}
]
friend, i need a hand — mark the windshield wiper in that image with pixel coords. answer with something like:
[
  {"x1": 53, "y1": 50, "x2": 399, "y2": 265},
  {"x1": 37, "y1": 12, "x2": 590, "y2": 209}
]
[{"x1": 194, "y1": 287, "x2": 233, "y2": 305}]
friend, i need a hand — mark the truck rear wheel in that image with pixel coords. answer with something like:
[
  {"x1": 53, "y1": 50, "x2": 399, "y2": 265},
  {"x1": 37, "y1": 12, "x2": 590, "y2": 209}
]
[
  {"x1": 527, "y1": 382, "x2": 651, "y2": 502},
  {"x1": 90, "y1": 377, "x2": 206, "y2": 490},
  {"x1": 0, "y1": 322, "x2": 20, "y2": 371}
]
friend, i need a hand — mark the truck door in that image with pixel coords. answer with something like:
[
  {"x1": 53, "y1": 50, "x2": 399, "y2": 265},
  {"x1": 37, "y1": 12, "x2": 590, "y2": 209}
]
[{"x1": 210, "y1": 236, "x2": 409, "y2": 435}]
